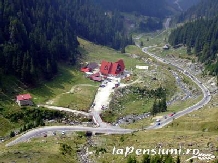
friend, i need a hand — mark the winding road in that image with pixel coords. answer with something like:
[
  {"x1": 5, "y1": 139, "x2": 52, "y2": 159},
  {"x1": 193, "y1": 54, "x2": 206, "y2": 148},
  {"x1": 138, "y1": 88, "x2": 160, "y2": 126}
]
[
  {"x1": 142, "y1": 47, "x2": 211, "y2": 129},
  {"x1": 5, "y1": 126, "x2": 132, "y2": 147},
  {"x1": 6, "y1": 46, "x2": 211, "y2": 146},
  {"x1": 5, "y1": 19, "x2": 211, "y2": 146}
]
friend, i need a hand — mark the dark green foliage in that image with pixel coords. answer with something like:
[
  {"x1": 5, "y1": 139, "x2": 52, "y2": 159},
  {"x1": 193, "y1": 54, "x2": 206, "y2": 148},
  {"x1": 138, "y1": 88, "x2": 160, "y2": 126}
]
[
  {"x1": 91, "y1": 0, "x2": 172, "y2": 18},
  {"x1": 151, "y1": 88, "x2": 167, "y2": 116},
  {"x1": 127, "y1": 156, "x2": 137, "y2": 163},
  {"x1": 3, "y1": 107, "x2": 65, "y2": 123},
  {"x1": 3, "y1": 107, "x2": 64, "y2": 134},
  {"x1": 0, "y1": 0, "x2": 132, "y2": 84},
  {"x1": 177, "y1": 0, "x2": 218, "y2": 22},
  {"x1": 60, "y1": 143, "x2": 73, "y2": 155},
  {"x1": 126, "y1": 154, "x2": 178, "y2": 163},
  {"x1": 0, "y1": 0, "x2": 79, "y2": 84},
  {"x1": 9, "y1": 131, "x2": 15, "y2": 137},
  {"x1": 139, "y1": 17, "x2": 163, "y2": 32},
  {"x1": 176, "y1": 155, "x2": 180, "y2": 163},
  {"x1": 142, "y1": 154, "x2": 151, "y2": 163},
  {"x1": 120, "y1": 135, "x2": 125, "y2": 142},
  {"x1": 169, "y1": 17, "x2": 218, "y2": 75}
]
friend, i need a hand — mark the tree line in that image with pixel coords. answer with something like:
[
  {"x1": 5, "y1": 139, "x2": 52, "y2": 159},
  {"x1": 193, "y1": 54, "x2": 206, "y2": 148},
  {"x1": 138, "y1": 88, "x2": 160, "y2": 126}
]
[
  {"x1": 0, "y1": 0, "x2": 132, "y2": 84},
  {"x1": 91, "y1": 0, "x2": 172, "y2": 18},
  {"x1": 168, "y1": 17, "x2": 218, "y2": 76},
  {"x1": 176, "y1": 0, "x2": 218, "y2": 22}
]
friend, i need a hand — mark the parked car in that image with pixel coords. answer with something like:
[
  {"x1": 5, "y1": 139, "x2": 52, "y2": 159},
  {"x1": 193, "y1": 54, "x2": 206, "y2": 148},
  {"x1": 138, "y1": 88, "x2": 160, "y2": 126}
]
[{"x1": 157, "y1": 122, "x2": 161, "y2": 126}]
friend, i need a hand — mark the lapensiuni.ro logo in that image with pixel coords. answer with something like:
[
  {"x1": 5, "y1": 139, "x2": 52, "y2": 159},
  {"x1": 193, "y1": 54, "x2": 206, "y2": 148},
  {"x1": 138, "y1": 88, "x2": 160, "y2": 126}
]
[{"x1": 112, "y1": 146, "x2": 216, "y2": 161}]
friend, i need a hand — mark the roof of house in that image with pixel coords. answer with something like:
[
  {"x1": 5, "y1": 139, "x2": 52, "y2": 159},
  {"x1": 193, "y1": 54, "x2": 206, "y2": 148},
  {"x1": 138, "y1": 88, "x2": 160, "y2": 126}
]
[
  {"x1": 87, "y1": 62, "x2": 99, "y2": 70},
  {"x1": 81, "y1": 67, "x2": 90, "y2": 72},
  {"x1": 17, "y1": 94, "x2": 32, "y2": 101},
  {"x1": 100, "y1": 59, "x2": 125, "y2": 75}
]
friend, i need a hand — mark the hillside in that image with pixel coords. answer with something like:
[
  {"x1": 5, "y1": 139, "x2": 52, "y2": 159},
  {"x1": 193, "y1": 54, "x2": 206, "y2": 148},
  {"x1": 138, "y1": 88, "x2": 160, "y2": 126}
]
[
  {"x1": 169, "y1": 16, "x2": 218, "y2": 76},
  {"x1": 0, "y1": 35, "x2": 217, "y2": 163},
  {"x1": 0, "y1": 0, "x2": 131, "y2": 84},
  {"x1": 166, "y1": 0, "x2": 200, "y2": 11},
  {"x1": 91, "y1": 0, "x2": 173, "y2": 18},
  {"x1": 177, "y1": 0, "x2": 218, "y2": 22}
]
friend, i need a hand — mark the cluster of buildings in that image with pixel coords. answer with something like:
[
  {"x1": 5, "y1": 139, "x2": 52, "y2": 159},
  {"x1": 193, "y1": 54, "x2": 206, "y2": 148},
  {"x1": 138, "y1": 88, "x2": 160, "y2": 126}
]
[
  {"x1": 81, "y1": 59, "x2": 125, "y2": 82},
  {"x1": 15, "y1": 59, "x2": 126, "y2": 107}
]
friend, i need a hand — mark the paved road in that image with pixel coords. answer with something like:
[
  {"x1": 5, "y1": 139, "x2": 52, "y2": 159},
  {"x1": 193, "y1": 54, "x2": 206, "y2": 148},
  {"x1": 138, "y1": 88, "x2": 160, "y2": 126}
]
[
  {"x1": 5, "y1": 43, "x2": 211, "y2": 147},
  {"x1": 5, "y1": 126, "x2": 133, "y2": 147},
  {"x1": 142, "y1": 47, "x2": 211, "y2": 129}
]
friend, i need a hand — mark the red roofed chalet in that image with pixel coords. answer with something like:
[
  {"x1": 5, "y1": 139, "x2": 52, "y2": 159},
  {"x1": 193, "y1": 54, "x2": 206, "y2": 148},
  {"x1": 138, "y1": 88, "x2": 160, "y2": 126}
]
[
  {"x1": 100, "y1": 59, "x2": 125, "y2": 76},
  {"x1": 16, "y1": 94, "x2": 33, "y2": 106}
]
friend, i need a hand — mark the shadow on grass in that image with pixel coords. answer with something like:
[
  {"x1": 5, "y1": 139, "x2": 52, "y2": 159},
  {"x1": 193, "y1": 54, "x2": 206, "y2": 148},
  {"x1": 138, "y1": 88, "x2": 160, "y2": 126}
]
[{"x1": 29, "y1": 65, "x2": 78, "y2": 103}]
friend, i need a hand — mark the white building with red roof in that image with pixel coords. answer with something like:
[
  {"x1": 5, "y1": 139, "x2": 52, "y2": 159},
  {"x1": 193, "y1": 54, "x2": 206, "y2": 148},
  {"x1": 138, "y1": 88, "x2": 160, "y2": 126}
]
[{"x1": 16, "y1": 94, "x2": 33, "y2": 106}]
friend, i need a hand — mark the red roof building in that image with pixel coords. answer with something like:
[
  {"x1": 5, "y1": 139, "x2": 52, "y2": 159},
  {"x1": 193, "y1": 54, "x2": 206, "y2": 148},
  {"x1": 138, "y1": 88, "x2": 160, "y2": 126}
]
[
  {"x1": 81, "y1": 67, "x2": 90, "y2": 72},
  {"x1": 81, "y1": 62, "x2": 99, "y2": 73},
  {"x1": 100, "y1": 59, "x2": 125, "y2": 76},
  {"x1": 16, "y1": 94, "x2": 33, "y2": 106}
]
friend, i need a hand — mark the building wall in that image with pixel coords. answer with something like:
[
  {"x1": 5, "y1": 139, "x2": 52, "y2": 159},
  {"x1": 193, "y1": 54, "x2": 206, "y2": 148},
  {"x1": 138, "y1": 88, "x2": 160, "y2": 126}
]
[{"x1": 17, "y1": 100, "x2": 33, "y2": 106}]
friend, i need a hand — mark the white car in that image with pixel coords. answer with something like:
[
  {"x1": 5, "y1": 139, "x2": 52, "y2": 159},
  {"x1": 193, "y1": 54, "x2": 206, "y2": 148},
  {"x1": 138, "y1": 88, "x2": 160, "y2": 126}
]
[{"x1": 62, "y1": 131, "x2": 65, "y2": 135}]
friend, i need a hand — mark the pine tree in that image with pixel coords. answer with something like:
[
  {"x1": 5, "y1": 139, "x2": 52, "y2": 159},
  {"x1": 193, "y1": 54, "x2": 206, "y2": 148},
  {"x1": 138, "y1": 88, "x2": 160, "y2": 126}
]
[
  {"x1": 10, "y1": 131, "x2": 15, "y2": 137},
  {"x1": 140, "y1": 41, "x2": 144, "y2": 47},
  {"x1": 151, "y1": 99, "x2": 158, "y2": 116}
]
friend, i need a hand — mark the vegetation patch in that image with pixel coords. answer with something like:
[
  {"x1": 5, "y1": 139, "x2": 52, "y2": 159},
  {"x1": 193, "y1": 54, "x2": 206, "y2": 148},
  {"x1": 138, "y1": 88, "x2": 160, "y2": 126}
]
[{"x1": 102, "y1": 86, "x2": 167, "y2": 123}]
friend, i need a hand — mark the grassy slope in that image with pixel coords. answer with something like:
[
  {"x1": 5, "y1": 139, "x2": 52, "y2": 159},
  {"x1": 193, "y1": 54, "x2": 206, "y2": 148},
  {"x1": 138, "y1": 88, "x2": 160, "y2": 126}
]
[
  {"x1": 0, "y1": 29, "x2": 217, "y2": 163},
  {"x1": 0, "y1": 66, "x2": 98, "y2": 136},
  {"x1": 0, "y1": 132, "x2": 86, "y2": 163},
  {"x1": 91, "y1": 98, "x2": 218, "y2": 162},
  {"x1": 0, "y1": 38, "x2": 151, "y2": 162}
]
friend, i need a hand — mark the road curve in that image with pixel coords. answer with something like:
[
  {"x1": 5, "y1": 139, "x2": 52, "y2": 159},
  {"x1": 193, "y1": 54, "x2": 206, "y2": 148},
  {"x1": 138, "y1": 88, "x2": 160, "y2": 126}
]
[
  {"x1": 6, "y1": 126, "x2": 133, "y2": 147},
  {"x1": 142, "y1": 47, "x2": 211, "y2": 129},
  {"x1": 5, "y1": 46, "x2": 211, "y2": 147}
]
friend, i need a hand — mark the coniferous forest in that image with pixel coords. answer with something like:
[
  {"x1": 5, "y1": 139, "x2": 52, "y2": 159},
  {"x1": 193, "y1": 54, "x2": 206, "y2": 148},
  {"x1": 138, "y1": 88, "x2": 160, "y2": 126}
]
[
  {"x1": 0, "y1": 0, "x2": 132, "y2": 84},
  {"x1": 169, "y1": 17, "x2": 218, "y2": 76},
  {"x1": 91, "y1": 0, "x2": 172, "y2": 18},
  {"x1": 177, "y1": 0, "x2": 218, "y2": 22}
]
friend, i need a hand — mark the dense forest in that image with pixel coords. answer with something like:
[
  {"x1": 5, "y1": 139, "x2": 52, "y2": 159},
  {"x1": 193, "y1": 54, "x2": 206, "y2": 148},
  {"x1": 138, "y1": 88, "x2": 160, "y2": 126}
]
[
  {"x1": 177, "y1": 0, "x2": 218, "y2": 22},
  {"x1": 91, "y1": 0, "x2": 173, "y2": 18},
  {"x1": 168, "y1": 17, "x2": 218, "y2": 75},
  {"x1": 0, "y1": 0, "x2": 132, "y2": 84}
]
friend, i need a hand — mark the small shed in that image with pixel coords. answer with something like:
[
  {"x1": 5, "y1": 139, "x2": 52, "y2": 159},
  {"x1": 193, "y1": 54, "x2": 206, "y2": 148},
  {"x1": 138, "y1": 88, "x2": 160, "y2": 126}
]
[{"x1": 16, "y1": 94, "x2": 33, "y2": 106}]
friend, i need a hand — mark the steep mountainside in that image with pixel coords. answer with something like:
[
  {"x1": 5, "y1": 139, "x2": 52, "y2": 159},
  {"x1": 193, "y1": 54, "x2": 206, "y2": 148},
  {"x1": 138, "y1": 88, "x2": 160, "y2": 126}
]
[
  {"x1": 0, "y1": 0, "x2": 131, "y2": 84},
  {"x1": 177, "y1": 0, "x2": 218, "y2": 22},
  {"x1": 166, "y1": 0, "x2": 200, "y2": 11},
  {"x1": 91, "y1": 0, "x2": 173, "y2": 18},
  {"x1": 169, "y1": 17, "x2": 218, "y2": 75}
]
